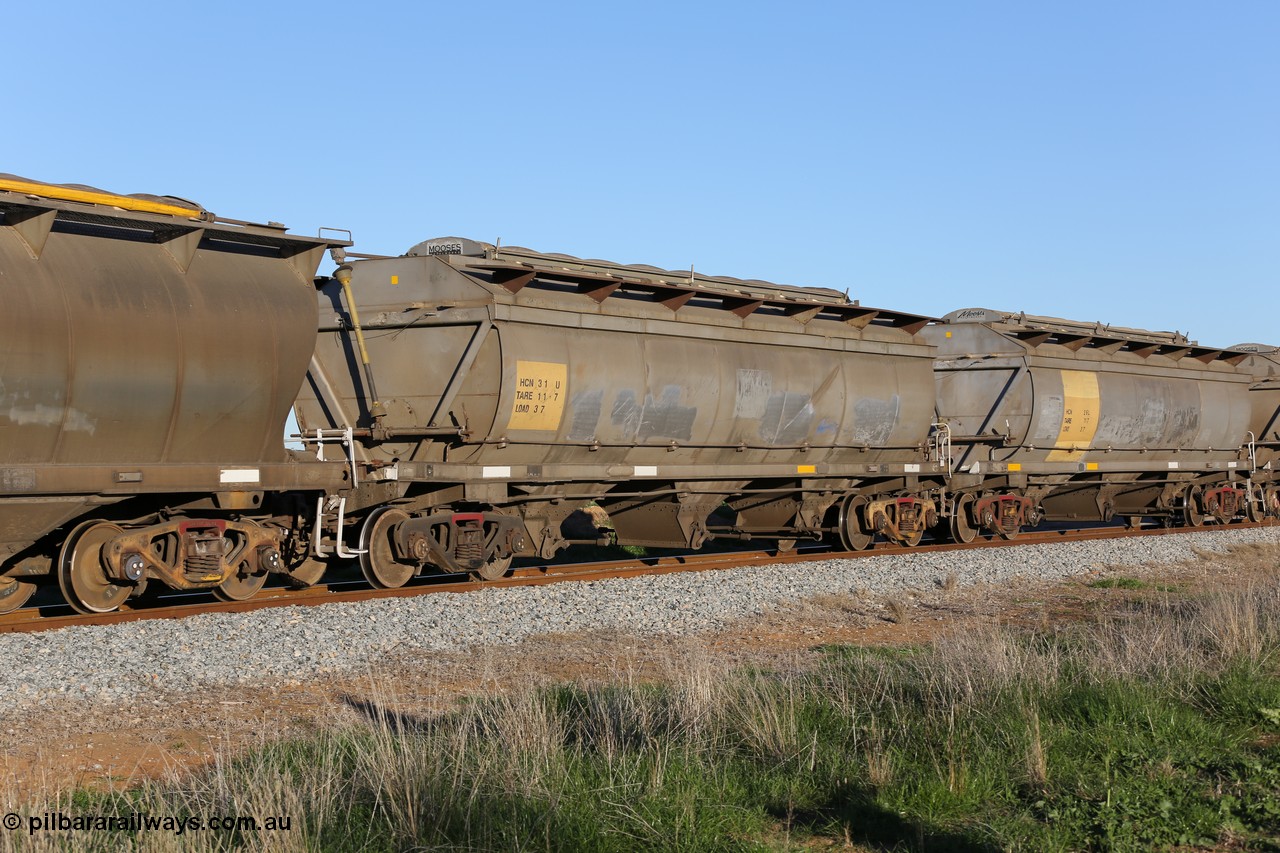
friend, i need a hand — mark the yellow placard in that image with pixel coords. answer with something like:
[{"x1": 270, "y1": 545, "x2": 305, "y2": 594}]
[
  {"x1": 1046, "y1": 370, "x2": 1100, "y2": 462},
  {"x1": 509, "y1": 361, "x2": 567, "y2": 431},
  {"x1": 797, "y1": 465, "x2": 816, "y2": 474}
]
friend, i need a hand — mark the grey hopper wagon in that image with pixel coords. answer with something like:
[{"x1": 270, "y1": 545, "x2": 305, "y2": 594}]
[
  {"x1": 295, "y1": 238, "x2": 947, "y2": 586},
  {"x1": 1224, "y1": 343, "x2": 1280, "y2": 519},
  {"x1": 922, "y1": 308, "x2": 1259, "y2": 539},
  {"x1": 0, "y1": 177, "x2": 349, "y2": 613},
  {"x1": 7, "y1": 173, "x2": 1277, "y2": 617}
]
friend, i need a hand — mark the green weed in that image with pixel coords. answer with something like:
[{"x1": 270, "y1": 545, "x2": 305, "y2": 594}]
[
  {"x1": 1087, "y1": 576, "x2": 1151, "y2": 590},
  {"x1": 8, "y1": 573, "x2": 1280, "y2": 851}
]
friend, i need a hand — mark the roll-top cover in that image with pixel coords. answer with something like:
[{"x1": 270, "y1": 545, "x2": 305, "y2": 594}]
[
  {"x1": 934, "y1": 307, "x2": 1241, "y2": 366},
  {"x1": 399, "y1": 237, "x2": 936, "y2": 334}
]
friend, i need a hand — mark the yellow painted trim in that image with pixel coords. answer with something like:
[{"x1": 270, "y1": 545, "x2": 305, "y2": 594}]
[
  {"x1": 797, "y1": 465, "x2": 816, "y2": 474},
  {"x1": 0, "y1": 178, "x2": 203, "y2": 219},
  {"x1": 1007, "y1": 463, "x2": 1021, "y2": 471},
  {"x1": 1086, "y1": 462, "x2": 1099, "y2": 471}
]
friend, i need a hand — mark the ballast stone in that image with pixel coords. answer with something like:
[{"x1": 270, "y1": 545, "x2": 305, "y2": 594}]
[{"x1": 1, "y1": 526, "x2": 1275, "y2": 711}]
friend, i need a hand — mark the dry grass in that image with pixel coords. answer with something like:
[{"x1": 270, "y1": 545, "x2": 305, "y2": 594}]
[
  {"x1": 1077, "y1": 579, "x2": 1280, "y2": 690},
  {"x1": 0, "y1": 540, "x2": 1277, "y2": 850},
  {"x1": 1024, "y1": 705, "x2": 1048, "y2": 791},
  {"x1": 884, "y1": 598, "x2": 909, "y2": 624},
  {"x1": 802, "y1": 592, "x2": 869, "y2": 617},
  {"x1": 919, "y1": 622, "x2": 1063, "y2": 706}
]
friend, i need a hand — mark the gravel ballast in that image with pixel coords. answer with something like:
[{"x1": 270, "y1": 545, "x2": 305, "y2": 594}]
[{"x1": 7, "y1": 526, "x2": 1278, "y2": 711}]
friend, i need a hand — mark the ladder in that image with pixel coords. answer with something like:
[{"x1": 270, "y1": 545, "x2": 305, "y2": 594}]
[{"x1": 301, "y1": 427, "x2": 368, "y2": 559}]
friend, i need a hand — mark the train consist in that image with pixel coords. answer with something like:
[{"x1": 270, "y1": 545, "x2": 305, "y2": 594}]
[{"x1": 0, "y1": 176, "x2": 1275, "y2": 614}]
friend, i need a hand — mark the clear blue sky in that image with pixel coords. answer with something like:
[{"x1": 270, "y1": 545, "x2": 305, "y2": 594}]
[{"x1": 8, "y1": 1, "x2": 1277, "y2": 348}]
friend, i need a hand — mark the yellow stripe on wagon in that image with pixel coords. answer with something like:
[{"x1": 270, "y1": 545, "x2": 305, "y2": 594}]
[{"x1": 0, "y1": 177, "x2": 204, "y2": 218}]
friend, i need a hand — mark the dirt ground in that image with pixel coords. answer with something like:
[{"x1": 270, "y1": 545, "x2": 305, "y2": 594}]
[{"x1": 1, "y1": 543, "x2": 1275, "y2": 800}]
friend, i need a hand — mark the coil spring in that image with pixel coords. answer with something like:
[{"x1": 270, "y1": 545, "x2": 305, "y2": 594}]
[
  {"x1": 185, "y1": 552, "x2": 222, "y2": 575},
  {"x1": 455, "y1": 539, "x2": 484, "y2": 564}
]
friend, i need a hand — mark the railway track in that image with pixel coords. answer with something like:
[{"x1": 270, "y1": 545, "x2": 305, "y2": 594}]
[{"x1": 2, "y1": 519, "x2": 1273, "y2": 635}]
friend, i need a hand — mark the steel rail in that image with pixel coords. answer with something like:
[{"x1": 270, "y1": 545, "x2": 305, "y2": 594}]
[{"x1": 0, "y1": 520, "x2": 1274, "y2": 635}]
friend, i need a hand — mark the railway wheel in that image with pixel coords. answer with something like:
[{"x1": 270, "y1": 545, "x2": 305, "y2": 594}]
[
  {"x1": 213, "y1": 522, "x2": 269, "y2": 601},
  {"x1": 901, "y1": 527, "x2": 925, "y2": 547},
  {"x1": 1246, "y1": 485, "x2": 1265, "y2": 523},
  {"x1": 0, "y1": 577, "x2": 36, "y2": 614},
  {"x1": 359, "y1": 508, "x2": 416, "y2": 589},
  {"x1": 1182, "y1": 486, "x2": 1205, "y2": 528},
  {"x1": 838, "y1": 496, "x2": 874, "y2": 551},
  {"x1": 285, "y1": 558, "x2": 327, "y2": 589},
  {"x1": 213, "y1": 571, "x2": 267, "y2": 602},
  {"x1": 950, "y1": 495, "x2": 978, "y2": 544},
  {"x1": 997, "y1": 522, "x2": 1021, "y2": 541},
  {"x1": 58, "y1": 521, "x2": 131, "y2": 615},
  {"x1": 472, "y1": 552, "x2": 513, "y2": 582}
]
